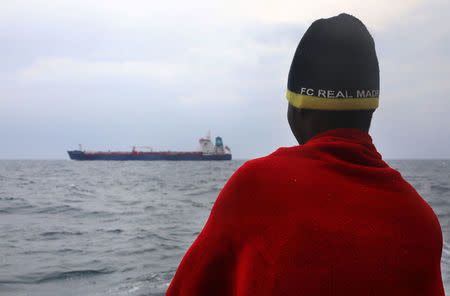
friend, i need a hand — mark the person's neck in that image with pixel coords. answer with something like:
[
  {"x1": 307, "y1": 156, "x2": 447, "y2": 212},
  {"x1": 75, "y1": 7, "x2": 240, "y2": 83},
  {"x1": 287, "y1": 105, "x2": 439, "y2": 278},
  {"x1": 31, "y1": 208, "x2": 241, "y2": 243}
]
[{"x1": 300, "y1": 126, "x2": 370, "y2": 145}]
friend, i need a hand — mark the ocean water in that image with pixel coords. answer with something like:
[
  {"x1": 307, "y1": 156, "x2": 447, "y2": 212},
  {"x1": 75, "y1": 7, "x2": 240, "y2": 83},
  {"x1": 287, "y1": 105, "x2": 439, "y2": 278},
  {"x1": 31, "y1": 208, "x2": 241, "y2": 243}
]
[{"x1": 0, "y1": 159, "x2": 449, "y2": 295}]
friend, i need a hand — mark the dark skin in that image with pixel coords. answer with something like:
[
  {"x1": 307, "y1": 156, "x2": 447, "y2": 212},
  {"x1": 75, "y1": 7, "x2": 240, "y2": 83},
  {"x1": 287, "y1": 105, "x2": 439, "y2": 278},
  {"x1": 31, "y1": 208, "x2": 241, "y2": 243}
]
[{"x1": 287, "y1": 103, "x2": 374, "y2": 145}]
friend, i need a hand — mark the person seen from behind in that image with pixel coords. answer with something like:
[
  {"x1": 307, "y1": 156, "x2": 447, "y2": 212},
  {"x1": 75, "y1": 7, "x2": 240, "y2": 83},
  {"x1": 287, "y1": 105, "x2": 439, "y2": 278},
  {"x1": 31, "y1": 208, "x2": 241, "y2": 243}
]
[{"x1": 166, "y1": 13, "x2": 445, "y2": 296}]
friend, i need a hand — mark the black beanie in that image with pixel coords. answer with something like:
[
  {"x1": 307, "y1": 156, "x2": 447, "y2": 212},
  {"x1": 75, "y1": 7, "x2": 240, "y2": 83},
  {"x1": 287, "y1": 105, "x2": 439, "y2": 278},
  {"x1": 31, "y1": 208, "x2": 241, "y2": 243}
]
[{"x1": 287, "y1": 13, "x2": 379, "y2": 110}]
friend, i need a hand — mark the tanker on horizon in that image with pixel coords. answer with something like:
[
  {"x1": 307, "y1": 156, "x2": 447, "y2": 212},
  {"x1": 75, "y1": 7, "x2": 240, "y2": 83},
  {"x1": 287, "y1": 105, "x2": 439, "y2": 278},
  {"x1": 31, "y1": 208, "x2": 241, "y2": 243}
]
[{"x1": 67, "y1": 134, "x2": 232, "y2": 161}]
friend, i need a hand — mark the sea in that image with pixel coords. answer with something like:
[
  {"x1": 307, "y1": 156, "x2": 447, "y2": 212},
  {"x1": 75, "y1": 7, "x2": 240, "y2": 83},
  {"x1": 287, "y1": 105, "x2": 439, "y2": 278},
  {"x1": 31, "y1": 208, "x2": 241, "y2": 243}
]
[{"x1": 0, "y1": 159, "x2": 449, "y2": 296}]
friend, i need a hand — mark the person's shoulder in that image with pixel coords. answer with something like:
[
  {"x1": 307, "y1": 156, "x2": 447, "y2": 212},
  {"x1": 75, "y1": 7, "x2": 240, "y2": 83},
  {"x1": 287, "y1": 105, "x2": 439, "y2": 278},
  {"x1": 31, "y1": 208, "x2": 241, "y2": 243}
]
[
  {"x1": 215, "y1": 148, "x2": 297, "y2": 206},
  {"x1": 234, "y1": 146, "x2": 302, "y2": 177},
  {"x1": 212, "y1": 146, "x2": 305, "y2": 213}
]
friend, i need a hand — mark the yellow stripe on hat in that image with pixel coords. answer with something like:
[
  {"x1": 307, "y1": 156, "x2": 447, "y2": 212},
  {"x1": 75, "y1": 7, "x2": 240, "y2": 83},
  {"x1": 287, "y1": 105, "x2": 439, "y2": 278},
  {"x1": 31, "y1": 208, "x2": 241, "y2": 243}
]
[{"x1": 286, "y1": 90, "x2": 379, "y2": 110}]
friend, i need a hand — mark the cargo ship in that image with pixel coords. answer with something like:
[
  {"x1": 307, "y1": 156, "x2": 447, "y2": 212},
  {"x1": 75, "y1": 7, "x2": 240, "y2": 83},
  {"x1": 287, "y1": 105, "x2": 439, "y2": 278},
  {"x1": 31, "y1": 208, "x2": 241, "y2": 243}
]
[{"x1": 67, "y1": 135, "x2": 232, "y2": 161}]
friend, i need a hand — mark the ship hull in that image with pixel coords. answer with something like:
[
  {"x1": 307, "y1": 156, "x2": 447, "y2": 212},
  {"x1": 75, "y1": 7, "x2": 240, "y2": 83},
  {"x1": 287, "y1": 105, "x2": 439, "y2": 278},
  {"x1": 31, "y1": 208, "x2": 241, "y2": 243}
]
[{"x1": 67, "y1": 151, "x2": 232, "y2": 161}]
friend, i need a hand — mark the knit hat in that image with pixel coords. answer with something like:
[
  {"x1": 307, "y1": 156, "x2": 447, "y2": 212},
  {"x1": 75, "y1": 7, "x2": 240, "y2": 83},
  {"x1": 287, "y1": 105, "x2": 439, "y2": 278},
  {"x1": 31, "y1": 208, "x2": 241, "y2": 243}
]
[{"x1": 287, "y1": 13, "x2": 379, "y2": 110}]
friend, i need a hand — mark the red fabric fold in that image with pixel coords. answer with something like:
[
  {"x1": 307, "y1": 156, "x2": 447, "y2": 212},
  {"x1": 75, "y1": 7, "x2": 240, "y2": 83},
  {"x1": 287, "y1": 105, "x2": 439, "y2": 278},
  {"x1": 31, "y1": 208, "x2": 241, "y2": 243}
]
[{"x1": 166, "y1": 128, "x2": 444, "y2": 296}]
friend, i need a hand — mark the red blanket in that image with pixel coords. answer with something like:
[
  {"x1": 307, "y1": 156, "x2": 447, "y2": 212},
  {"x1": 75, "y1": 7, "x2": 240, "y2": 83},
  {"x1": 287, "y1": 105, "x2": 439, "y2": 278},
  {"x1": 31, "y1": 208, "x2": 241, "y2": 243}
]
[{"x1": 166, "y1": 128, "x2": 444, "y2": 295}]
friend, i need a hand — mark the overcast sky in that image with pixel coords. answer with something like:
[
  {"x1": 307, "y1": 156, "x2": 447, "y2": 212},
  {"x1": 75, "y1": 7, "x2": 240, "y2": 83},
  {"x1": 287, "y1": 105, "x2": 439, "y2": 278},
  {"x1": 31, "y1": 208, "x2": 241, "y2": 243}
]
[{"x1": 1, "y1": 0, "x2": 449, "y2": 159}]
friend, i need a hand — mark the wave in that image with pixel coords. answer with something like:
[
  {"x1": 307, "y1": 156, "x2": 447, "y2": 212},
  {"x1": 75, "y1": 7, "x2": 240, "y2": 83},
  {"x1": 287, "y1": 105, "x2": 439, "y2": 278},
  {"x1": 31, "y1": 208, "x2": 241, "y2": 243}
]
[
  {"x1": 0, "y1": 196, "x2": 24, "y2": 201},
  {"x1": 1, "y1": 204, "x2": 34, "y2": 214},
  {"x1": 106, "y1": 229, "x2": 123, "y2": 234},
  {"x1": 118, "y1": 247, "x2": 158, "y2": 256},
  {"x1": 40, "y1": 231, "x2": 85, "y2": 237},
  {"x1": 0, "y1": 268, "x2": 115, "y2": 285},
  {"x1": 183, "y1": 187, "x2": 222, "y2": 196},
  {"x1": 132, "y1": 232, "x2": 177, "y2": 242},
  {"x1": 20, "y1": 248, "x2": 84, "y2": 255},
  {"x1": 94, "y1": 228, "x2": 124, "y2": 234},
  {"x1": 431, "y1": 184, "x2": 450, "y2": 194},
  {"x1": 38, "y1": 268, "x2": 114, "y2": 283},
  {"x1": 35, "y1": 205, "x2": 81, "y2": 214},
  {"x1": 72, "y1": 209, "x2": 116, "y2": 219}
]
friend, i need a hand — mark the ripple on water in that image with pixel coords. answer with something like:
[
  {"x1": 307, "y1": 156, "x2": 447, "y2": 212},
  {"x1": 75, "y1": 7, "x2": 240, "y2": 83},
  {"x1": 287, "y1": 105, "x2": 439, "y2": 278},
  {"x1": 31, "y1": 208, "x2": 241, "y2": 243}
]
[
  {"x1": 117, "y1": 247, "x2": 158, "y2": 256},
  {"x1": 430, "y1": 184, "x2": 450, "y2": 194},
  {"x1": 1, "y1": 204, "x2": 34, "y2": 214},
  {"x1": 35, "y1": 205, "x2": 81, "y2": 215},
  {"x1": 40, "y1": 231, "x2": 85, "y2": 237},
  {"x1": 0, "y1": 268, "x2": 115, "y2": 285}
]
